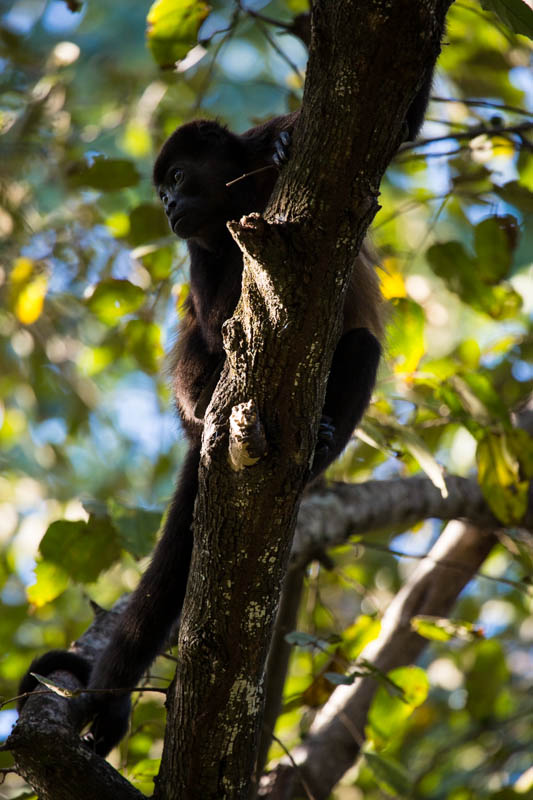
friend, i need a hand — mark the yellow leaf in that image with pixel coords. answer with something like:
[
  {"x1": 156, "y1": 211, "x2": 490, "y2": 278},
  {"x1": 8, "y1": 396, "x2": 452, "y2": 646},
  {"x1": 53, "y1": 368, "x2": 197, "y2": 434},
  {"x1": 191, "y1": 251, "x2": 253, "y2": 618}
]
[
  {"x1": 27, "y1": 561, "x2": 69, "y2": 606},
  {"x1": 122, "y1": 121, "x2": 152, "y2": 158},
  {"x1": 491, "y1": 136, "x2": 515, "y2": 160},
  {"x1": 106, "y1": 211, "x2": 130, "y2": 237},
  {"x1": 377, "y1": 259, "x2": 406, "y2": 300},
  {"x1": 10, "y1": 257, "x2": 34, "y2": 283},
  {"x1": 15, "y1": 275, "x2": 47, "y2": 324}
]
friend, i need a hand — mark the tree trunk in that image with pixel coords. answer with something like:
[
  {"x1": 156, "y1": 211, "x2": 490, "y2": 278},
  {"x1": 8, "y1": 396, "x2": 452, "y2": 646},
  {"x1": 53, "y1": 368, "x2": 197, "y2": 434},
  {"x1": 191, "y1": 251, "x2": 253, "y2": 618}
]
[{"x1": 156, "y1": 2, "x2": 451, "y2": 798}]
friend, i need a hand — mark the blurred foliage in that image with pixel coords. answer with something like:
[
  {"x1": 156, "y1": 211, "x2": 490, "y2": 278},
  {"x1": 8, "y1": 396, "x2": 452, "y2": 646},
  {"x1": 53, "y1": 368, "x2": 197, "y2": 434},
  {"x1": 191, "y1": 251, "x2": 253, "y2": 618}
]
[{"x1": 0, "y1": 0, "x2": 532, "y2": 797}]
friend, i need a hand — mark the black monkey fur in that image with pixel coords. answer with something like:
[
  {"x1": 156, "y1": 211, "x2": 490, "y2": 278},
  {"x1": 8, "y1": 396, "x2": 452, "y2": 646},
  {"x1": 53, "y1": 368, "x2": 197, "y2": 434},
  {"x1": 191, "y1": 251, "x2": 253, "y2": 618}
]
[{"x1": 18, "y1": 78, "x2": 433, "y2": 755}]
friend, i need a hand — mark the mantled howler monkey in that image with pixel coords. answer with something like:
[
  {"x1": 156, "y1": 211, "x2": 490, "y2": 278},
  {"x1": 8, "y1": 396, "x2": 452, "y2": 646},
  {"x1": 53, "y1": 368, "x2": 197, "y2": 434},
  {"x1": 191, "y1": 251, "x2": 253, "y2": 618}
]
[{"x1": 18, "y1": 76, "x2": 433, "y2": 755}]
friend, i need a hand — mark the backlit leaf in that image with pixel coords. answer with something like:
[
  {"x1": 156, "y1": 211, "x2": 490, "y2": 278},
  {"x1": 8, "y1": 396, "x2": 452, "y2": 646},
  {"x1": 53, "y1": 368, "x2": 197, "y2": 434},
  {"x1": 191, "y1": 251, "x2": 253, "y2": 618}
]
[
  {"x1": 107, "y1": 498, "x2": 162, "y2": 558},
  {"x1": 387, "y1": 298, "x2": 425, "y2": 374},
  {"x1": 365, "y1": 752, "x2": 411, "y2": 796},
  {"x1": 368, "y1": 666, "x2": 429, "y2": 745},
  {"x1": 477, "y1": 431, "x2": 529, "y2": 524},
  {"x1": 87, "y1": 279, "x2": 145, "y2": 325},
  {"x1": 124, "y1": 319, "x2": 164, "y2": 373},
  {"x1": 39, "y1": 517, "x2": 122, "y2": 583},
  {"x1": 15, "y1": 275, "x2": 47, "y2": 324},
  {"x1": 466, "y1": 640, "x2": 509, "y2": 720},
  {"x1": 427, "y1": 240, "x2": 521, "y2": 319},
  {"x1": 147, "y1": 0, "x2": 211, "y2": 68},
  {"x1": 140, "y1": 246, "x2": 174, "y2": 281},
  {"x1": 386, "y1": 422, "x2": 448, "y2": 497},
  {"x1": 68, "y1": 155, "x2": 140, "y2": 190},
  {"x1": 473, "y1": 217, "x2": 513, "y2": 282},
  {"x1": 412, "y1": 615, "x2": 483, "y2": 642},
  {"x1": 27, "y1": 561, "x2": 69, "y2": 607}
]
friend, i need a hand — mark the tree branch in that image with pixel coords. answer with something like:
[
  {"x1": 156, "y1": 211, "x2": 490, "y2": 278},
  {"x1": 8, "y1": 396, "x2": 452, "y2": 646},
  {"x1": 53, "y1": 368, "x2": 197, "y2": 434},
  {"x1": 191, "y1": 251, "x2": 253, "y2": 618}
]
[
  {"x1": 7, "y1": 598, "x2": 144, "y2": 800},
  {"x1": 260, "y1": 521, "x2": 497, "y2": 799},
  {"x1": 292, "y1": 474, "x2": 533, "y2": 567}
]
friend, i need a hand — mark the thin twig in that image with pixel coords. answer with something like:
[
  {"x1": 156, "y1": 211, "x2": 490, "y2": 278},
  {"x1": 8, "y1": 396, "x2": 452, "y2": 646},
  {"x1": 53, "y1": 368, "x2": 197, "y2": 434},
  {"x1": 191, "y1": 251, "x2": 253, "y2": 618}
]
[
  {"x1": 237, "y1": 1, "x2": 293, "y2": 32},
  {"x1": 268, "y1": 731, "x2": 317, "y2": 800},
  {"x1": 354, "y1": 539, "x2": 532, "y2": 594},
  {"x1": 226, "y1": 164, "x2": 277, "y2": 187},
  {"x1": 3, "y1": 684, "x2": 167, "y2": 710},
  {"x1": 254, "y1": 17, "x2": 305, "y2": 82},
  {"x1": 432, "y1": 96, "x2": 531, "y2": 118},
  {"x1": 401, "y1": 121, "x2": 533, "y2": 151}
]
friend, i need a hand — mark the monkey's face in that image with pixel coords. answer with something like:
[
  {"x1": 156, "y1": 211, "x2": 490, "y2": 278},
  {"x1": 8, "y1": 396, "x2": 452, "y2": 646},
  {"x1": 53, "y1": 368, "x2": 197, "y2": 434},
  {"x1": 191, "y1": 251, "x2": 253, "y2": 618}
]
[{"x1": 156, "y1": 155, "x2": 247, "y2": 247}]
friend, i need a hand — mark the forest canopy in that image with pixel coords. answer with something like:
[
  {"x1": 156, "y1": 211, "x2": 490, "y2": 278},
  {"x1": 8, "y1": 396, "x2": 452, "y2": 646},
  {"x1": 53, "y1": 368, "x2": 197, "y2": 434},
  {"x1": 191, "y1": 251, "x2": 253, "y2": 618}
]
[{"x1": 1, "y1": 1, "x2": 533, "y2": 798}]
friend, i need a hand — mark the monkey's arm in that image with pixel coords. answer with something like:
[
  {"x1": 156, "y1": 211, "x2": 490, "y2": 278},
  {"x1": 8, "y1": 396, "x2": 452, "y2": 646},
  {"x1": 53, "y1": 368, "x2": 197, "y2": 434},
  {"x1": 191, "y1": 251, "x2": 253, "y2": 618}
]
[
  {"x1": 311, "y1": 328, "x2": 381, "y2": 478},
  {"x1": 171, "y1": 314, "x2": 226, "y2": 437},
  {"x1": 404, "y1": 66, "x2": 435, "y2": 140}
]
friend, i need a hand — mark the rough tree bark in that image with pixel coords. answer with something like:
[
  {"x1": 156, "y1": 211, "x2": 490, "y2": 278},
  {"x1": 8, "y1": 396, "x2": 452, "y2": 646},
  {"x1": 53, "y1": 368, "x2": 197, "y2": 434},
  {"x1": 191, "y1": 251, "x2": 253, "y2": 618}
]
[{"x1": 156, "y1": 2, "x2": 452, "y2": 799}]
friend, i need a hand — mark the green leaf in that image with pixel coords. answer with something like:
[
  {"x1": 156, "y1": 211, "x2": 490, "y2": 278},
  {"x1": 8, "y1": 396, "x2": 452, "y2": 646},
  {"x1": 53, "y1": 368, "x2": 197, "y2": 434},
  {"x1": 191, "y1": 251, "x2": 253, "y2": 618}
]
[
  {"x1": 77, "y1": 342, "x2": 120, "y2": 376},
  {"x1": 68, "y1": 155, "x2": 140, "y2": 191},
  {"x1": 427, "y1": 241, "x2": 521, "y2": 319},
  {"x1": 477, "y1": 431, "x2": 529, "y2": 524},
  {"x1": 87, "y1": 279, "x2": 145, "y2": 325},
  {"x1": 386, "y1": 422, "x2": 448, "y2": 497},
  {"x1": 29, "y1": 672, "x2": 80, "y2": 699},
  {"x1": 364, "y1": 752, "x2": 412, "y2": 796},
  {"x1": 324, "y1": 671, "x2": 355, "y2": 686},
  {"x1": 453, "y1": 373, "x2": 509, "y2": 424},
  {"x1": 27, "y1": 561, "x2": 69, "y2": 607},
  {"x1": 368, "y1": 666, "x2": 429, "y2": 746},
  {"x1": 128, "y1": 203, "x2": 170, "y2": 247},
  {"x1": 480, "y1": 0, "x2": 533, "y2": 38},
  {"x1": 508, "y1": 429, "x2": 533, "y2": 479},
  {"x1": 107, "y1": 498, "x2": 162, "y2": 558},
  {"x1": 130, "y1": 757, "x2": 161, "y2": 794},
  {"x1": 412, "y1": 615, "x2": 483, "y2": 642},
  {"x1": 39, "y1": 517, "x2": 122, "y2": 583},
  {"x1": 466, "y1": 640, "x2": 509, "y2": 720},
  {"x1": 427, "y1": 240, "x2": 476, "y2": 284},
  {"x1": 147, "y1": 0, "x2": 211, "y2": 68},
  {"x1": 456, "y1": 338, "x2": 481, "y2": 368},
  {"x1": 494, "y1": 181, "x2": 533, "y2": 212},
  {"x1": 473, "y1": 217, "x2": 513, "y2": 282},
  {"x1": 124, "y1": 319, "x2": 164, "y2": 374},
  {"x1": 343, "y1": 615, "x2": 381, "y2": 659},
  {"x1": 287, "y1": 0, "x2": 309, "y2": 12},
  {"x1": 140, "y1": 246, "x2": 174, "y2": 281},
  {"x1": 387, "y1": 298, "x2": 425, "y2": 373}
]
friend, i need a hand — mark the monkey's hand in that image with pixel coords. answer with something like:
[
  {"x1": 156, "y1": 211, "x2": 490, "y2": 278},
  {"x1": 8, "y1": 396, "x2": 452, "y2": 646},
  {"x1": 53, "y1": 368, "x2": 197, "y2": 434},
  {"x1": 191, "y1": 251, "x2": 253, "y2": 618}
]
[
  {"x1": 311, "y1": 415, "x2": 336, "y2": 474},
  {"x1": 272, "y1": 130, "x2": 291, "y2": 167}
]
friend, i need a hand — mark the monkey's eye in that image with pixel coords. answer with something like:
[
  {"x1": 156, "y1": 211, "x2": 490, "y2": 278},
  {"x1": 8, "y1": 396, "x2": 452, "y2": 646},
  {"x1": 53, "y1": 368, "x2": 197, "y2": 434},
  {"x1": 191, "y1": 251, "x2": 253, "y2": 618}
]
[{"x1": 173, "y1": 169, "x2": 184, "y2": 186}]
